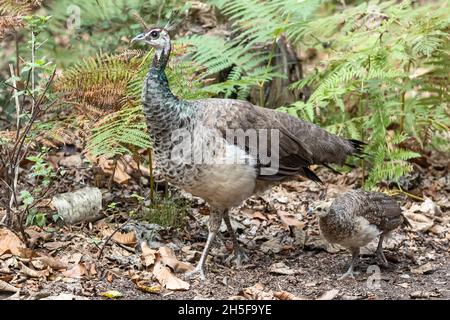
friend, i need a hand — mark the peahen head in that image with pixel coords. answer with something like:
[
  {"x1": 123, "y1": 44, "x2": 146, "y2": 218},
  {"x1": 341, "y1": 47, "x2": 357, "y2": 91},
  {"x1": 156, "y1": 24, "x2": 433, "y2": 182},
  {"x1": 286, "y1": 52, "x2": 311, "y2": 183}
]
[
  {"x1": 131, "y1": 28, "x2": 170, "y2": 49},
  {"x1": 132, "y1": 27, "x2": 172, "y2": 70}
]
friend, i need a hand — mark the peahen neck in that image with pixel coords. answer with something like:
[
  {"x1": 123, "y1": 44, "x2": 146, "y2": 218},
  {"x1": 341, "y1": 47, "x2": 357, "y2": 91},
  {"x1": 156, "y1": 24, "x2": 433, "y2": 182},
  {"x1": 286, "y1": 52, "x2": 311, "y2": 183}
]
[{"x1": 142, "y1": 44, "x2": 183, "y2": 141}]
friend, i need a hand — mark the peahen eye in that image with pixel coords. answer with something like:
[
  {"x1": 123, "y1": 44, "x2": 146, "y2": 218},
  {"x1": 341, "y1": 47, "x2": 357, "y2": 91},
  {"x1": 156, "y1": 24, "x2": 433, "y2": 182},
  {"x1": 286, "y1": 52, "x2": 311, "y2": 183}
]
[{"x1": 150, "y1": 30, "x2": 159, "y2": 39}]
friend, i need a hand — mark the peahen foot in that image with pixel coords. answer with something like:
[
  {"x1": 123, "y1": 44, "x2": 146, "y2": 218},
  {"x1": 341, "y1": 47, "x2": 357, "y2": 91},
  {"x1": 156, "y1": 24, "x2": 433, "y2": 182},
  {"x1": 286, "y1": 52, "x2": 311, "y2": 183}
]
[
  {"x1": 376, "y1": 235, "x2": 389, "y2": 267},
  {"x1": 235, "y1": 248, "x2": 250, "y2": 267},
  {"x1": 225, "y1": 247, "x2": 250, "y2": 267},
  {"x1": 186, "y1": 265, "x2": 206, "y2": 281},
  {"x1": 339, "y1": 248, "x2": 359, "y2": 280},
  {"x1": 376, "y1": 248, "x2": 389, "y2": 267},
  {"x1": 338, "y1": 270, "x2": 355, "y2": 280}
]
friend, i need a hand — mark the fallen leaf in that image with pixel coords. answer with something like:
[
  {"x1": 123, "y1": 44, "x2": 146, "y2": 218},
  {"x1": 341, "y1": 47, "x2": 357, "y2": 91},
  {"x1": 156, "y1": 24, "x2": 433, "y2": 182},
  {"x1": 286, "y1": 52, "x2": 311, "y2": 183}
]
[
  {"x1": 410, "y1": 290, "x2": 441, "y2": 299},
  {"x1": 403, "y1": 212, "x2": 434, "y2": 232},
  {"x1": 43, "y1": 241, "x2": 71, "y2": 251},
  {"x1": 96, "y1": 156, "x2": 131, "y2": 184},
  {"x1": 277, "y1": 211, "x2": 305, "y2": 229},
  {"x1": 157, "y1": 246, "x2": 194, "y2": 273},
  {"x1": 41, "y1": 293, "x2": 88, "y2": 300},
  {"x1": 409, "y1": 197, "x2": 442, "y2": 217},
  {"x1": 35, "y1": 255, "x2": 68, "y2": 270},
  {"x1": 229, "y1": 295, "x2": 247, "y2": 300},
  {"x1": 269, "y1": 262, "x2": 296, "y2": 275},
  {"x1": 260, "y1": 238, "x2": 283, "y2": 254},
  {"x1": 59, "y1": 154, "x2": 82, "y2": 167},
  {"x1": 242, "y1": 209, "x2": 267, "y2": 221},
  {"x1": 62, "y1": 263, "x2": 87, "y2": 278},
  {"x1": 273, "y1": 291, "x2": 305, "y2": 300},
  {"x1": 30, "y1": 259, "x2": 46, "y2": 270},
  {"x1": 239, "y1": 283, "x2": 274, "y2": 300},
  {"x1": 317, "y1": 289, "x2": 339, "y2": 300},
  {"x1": 153, "y1": 261, "x2": 190, "y2": 291},
  {"x1": 136, "y1": 282, "x2": 161, "y2": 294},
  {"x1": 0, "y1": 228, "x2": 26, "y2": 256},
  {"x1": 100, "y1": 290, "x2": 123, "y2": 299},
  {"x1": 410, "y1": 262, "x2": 434, "y2": 275},
  {"x1": 141, "y1": 242, "x2": 156, "y2": 267},
  {"x1": 0, "y1": 280, "x2": 19, "y2": 293},
  {"x1": 19, "y1": 262, "x2": 49, "y2": 278},
  {"x1": 102, "y1": 229, "x2": 137, "y2": 246},
  {"x1": 429, "y1": 224, "x2": 447, "y2": 236},
  {"x1": 26, "y1": 227, "x2": 52, "y2": 246}
]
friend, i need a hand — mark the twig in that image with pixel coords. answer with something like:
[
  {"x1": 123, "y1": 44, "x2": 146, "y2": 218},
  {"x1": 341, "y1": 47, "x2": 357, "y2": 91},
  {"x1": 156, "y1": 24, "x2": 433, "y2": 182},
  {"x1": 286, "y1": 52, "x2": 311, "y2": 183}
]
[
  {"x1": 96, "y1": 217, "x2": 132, "y2": 260},
  {"x1": 31, "y1": 30, "x2": 36, "y2": 115},
  {"x1": 390, "y1": 185, "x2": 424, "y2": 202},
  {"x1": 8, "y1": 65, "x2": 21, "y2": 215}
]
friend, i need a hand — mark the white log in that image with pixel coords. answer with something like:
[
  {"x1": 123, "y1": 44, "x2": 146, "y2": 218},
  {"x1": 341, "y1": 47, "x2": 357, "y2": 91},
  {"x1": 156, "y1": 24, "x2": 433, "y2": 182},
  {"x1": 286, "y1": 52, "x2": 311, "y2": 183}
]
[{"x1": 51, "y1": 187, "x2": 103, "y2": 224}]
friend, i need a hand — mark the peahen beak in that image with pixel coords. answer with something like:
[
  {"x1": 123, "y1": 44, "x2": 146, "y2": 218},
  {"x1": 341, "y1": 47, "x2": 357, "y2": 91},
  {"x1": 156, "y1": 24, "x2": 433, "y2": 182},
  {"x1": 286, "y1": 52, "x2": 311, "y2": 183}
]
[
  {"x1": 131, "y1": 33, "x2": 146, "y2": 43},
  {"x1": 307, "y1": 207, "x2": 314, "y2": 216}
]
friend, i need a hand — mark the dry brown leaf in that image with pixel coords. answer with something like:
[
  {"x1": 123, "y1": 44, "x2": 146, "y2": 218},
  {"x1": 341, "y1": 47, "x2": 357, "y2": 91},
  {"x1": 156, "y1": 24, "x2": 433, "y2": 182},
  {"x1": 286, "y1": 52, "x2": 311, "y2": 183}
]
[
  {"x1": 19, "y1": 262, "x2": 49, "y2": 278},
  {"x1": 62, "y1": 263, "x2": 87, "y2": 279},
  {"x1": 96, "y1": 156, "x2": 131, "y2": 184},
  {"x1": 239, "y1": 283, "x2": 274, "y2": 300},
  {"x1": 277, "y1": 211, "x2": 305, "y2": 229},
  {"x1": 35, "y1": 255, "x2": 68, "y2": 270},
  {"x1": 59, "y1": 154, "x2": 82, "y2": 167},
  {"x1": 0, "y1": 280, "x2": 19, "y2": 293},
  {"x1": 260, "y1": 238, "x2": 283, "y2": 254},
  {"x1": 30, "y1": 259, "x2": 46, "y2": 270},
  {"x1": 317, "y1": 289, "x2": 339, "y2": 300},
  {"x1": 141, "y1": 242, "x2": 156, "y2": 267},
  {"x1": 268, "y1": 262, "x2": 296, "y2": 275},
  {"x1": 403, "y1": 212, "x2": 434, "y2": 232},
  {"x1": 42, "y1": 241, "x2": 71, "y2": 251},
  {"x1": 153, "y1": 261, "x2": 190, "y2": 291},
  {"x1": 102, "y1": 228, "x2": 137, "y2": 246},
  {"x1": 0, "y1": 228, "x2": 26, "y2": 256},
  {"x1": 242, "y1": 209, "x2": 267, "y2": 221},
  {"x1": 409, "y1": 197, "x2": 442, "y2": 217},
  {"x1": 25, "y1": 227, "x2": 52, "y2": 246},
  {"x1": 411, "y1": 262, "x2": 434, "y2": 275},
  {"x1": 273, "y1": 291, "x2": 306, "y2": 300},
  {"x1": 136, "y1": 282, "x2": 161, "y2": 294},
  {"x1": 158, "y1": 246, "x2": 194, "y2": 273}
]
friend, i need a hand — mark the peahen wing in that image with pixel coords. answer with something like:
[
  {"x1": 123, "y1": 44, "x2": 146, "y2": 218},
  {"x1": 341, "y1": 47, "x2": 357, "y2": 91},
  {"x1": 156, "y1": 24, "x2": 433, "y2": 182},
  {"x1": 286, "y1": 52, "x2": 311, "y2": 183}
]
[{"x1": 192, "y1": 98, "x2": 363, "y2": 182}]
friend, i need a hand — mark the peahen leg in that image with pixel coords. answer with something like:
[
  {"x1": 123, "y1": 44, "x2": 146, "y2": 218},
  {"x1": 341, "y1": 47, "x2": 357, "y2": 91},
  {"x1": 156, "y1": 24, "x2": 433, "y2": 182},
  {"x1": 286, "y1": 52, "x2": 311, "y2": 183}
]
[
  {"x1": 186, "y1": 209, "x2": 223, "y2": 280},
  {"x1": 223, "y1": 210, "x2": 249, "y2": 267},
  {"x1": 376, "y1": 234, "x2": 389, "y2": 267},
  {"x1": 339, "y1": 247, "x2": 360, "y2": 280}
]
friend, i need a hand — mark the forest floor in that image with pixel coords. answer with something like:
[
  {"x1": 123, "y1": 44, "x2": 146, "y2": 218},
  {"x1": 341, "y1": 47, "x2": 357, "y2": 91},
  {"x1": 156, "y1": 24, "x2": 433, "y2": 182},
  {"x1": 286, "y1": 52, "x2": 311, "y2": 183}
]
[{"x1": 0, "y1": 151, "x2": 449, "y2": 300}]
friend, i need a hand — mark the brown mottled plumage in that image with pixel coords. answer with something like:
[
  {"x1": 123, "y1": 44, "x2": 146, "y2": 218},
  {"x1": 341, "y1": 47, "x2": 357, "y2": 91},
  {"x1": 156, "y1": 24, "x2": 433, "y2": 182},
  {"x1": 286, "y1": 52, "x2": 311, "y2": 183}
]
[
  {"x1": 312, "y1": 190, "x2": 409, "y2": 279},
  {"x1": 133, "y1": 28, "x2": 364, "y2": 279}
]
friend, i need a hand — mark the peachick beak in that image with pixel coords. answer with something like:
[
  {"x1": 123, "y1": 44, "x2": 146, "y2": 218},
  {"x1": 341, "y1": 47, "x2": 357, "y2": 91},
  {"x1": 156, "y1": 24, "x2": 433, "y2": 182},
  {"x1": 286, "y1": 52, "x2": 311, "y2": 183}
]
[{"x1": 306, "y1": 207, "x2": 313, "y2": 216}]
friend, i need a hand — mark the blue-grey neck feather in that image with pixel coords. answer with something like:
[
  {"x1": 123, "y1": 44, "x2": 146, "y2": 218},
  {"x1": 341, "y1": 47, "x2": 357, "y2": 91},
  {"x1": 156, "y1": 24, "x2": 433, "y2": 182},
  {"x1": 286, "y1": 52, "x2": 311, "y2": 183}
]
[{"x1": 142, "y1": 45, "x2": 188, "y2": 146}]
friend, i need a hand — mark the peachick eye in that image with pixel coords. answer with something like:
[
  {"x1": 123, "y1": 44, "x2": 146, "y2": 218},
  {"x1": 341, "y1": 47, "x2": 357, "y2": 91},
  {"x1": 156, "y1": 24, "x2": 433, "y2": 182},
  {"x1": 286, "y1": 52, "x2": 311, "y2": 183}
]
[{"x1": 150, "y1": 31, "x2": 159, "y2": 38}]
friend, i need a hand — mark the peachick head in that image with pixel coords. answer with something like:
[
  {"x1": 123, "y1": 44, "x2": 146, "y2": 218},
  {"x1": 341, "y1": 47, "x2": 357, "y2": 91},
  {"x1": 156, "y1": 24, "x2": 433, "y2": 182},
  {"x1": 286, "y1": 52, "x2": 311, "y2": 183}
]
[{"x1": 308, "y1": 200, "x2": 333, "y2": 218}]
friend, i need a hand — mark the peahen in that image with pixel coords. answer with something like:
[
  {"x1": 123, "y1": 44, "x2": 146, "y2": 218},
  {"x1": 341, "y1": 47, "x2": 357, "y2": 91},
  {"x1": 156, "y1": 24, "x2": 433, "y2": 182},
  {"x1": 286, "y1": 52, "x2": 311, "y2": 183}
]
[
  {"x1": 309, "y1": 189, "x2": 410, "y2": 279},
  {"x1": 132, "y1": 27, "x2": 364, "y2": 279}
]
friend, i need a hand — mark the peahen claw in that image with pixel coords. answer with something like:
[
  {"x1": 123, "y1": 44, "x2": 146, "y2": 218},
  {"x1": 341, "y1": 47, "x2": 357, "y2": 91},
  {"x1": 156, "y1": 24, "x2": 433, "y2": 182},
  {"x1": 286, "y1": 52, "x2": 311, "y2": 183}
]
[{"x1": 186, "y1": 265, "x2": 206, "y2": 281}]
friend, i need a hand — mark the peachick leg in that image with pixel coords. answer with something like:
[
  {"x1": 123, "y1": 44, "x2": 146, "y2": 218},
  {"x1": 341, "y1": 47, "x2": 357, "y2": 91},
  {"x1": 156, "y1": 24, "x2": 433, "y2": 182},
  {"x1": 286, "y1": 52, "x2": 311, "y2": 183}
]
[
  {"x1": 376, "y1": 234, "x2": 388, "y2": 267},
  {"x1": 339, "y1": 247, "x2": 360, "y2": 280},
  {"x1": 223, "y1": 211, "x2": 249, "y2": 266},
  {"x1": 186, "y1": 209, "x2": 223, "y2": 280}
]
